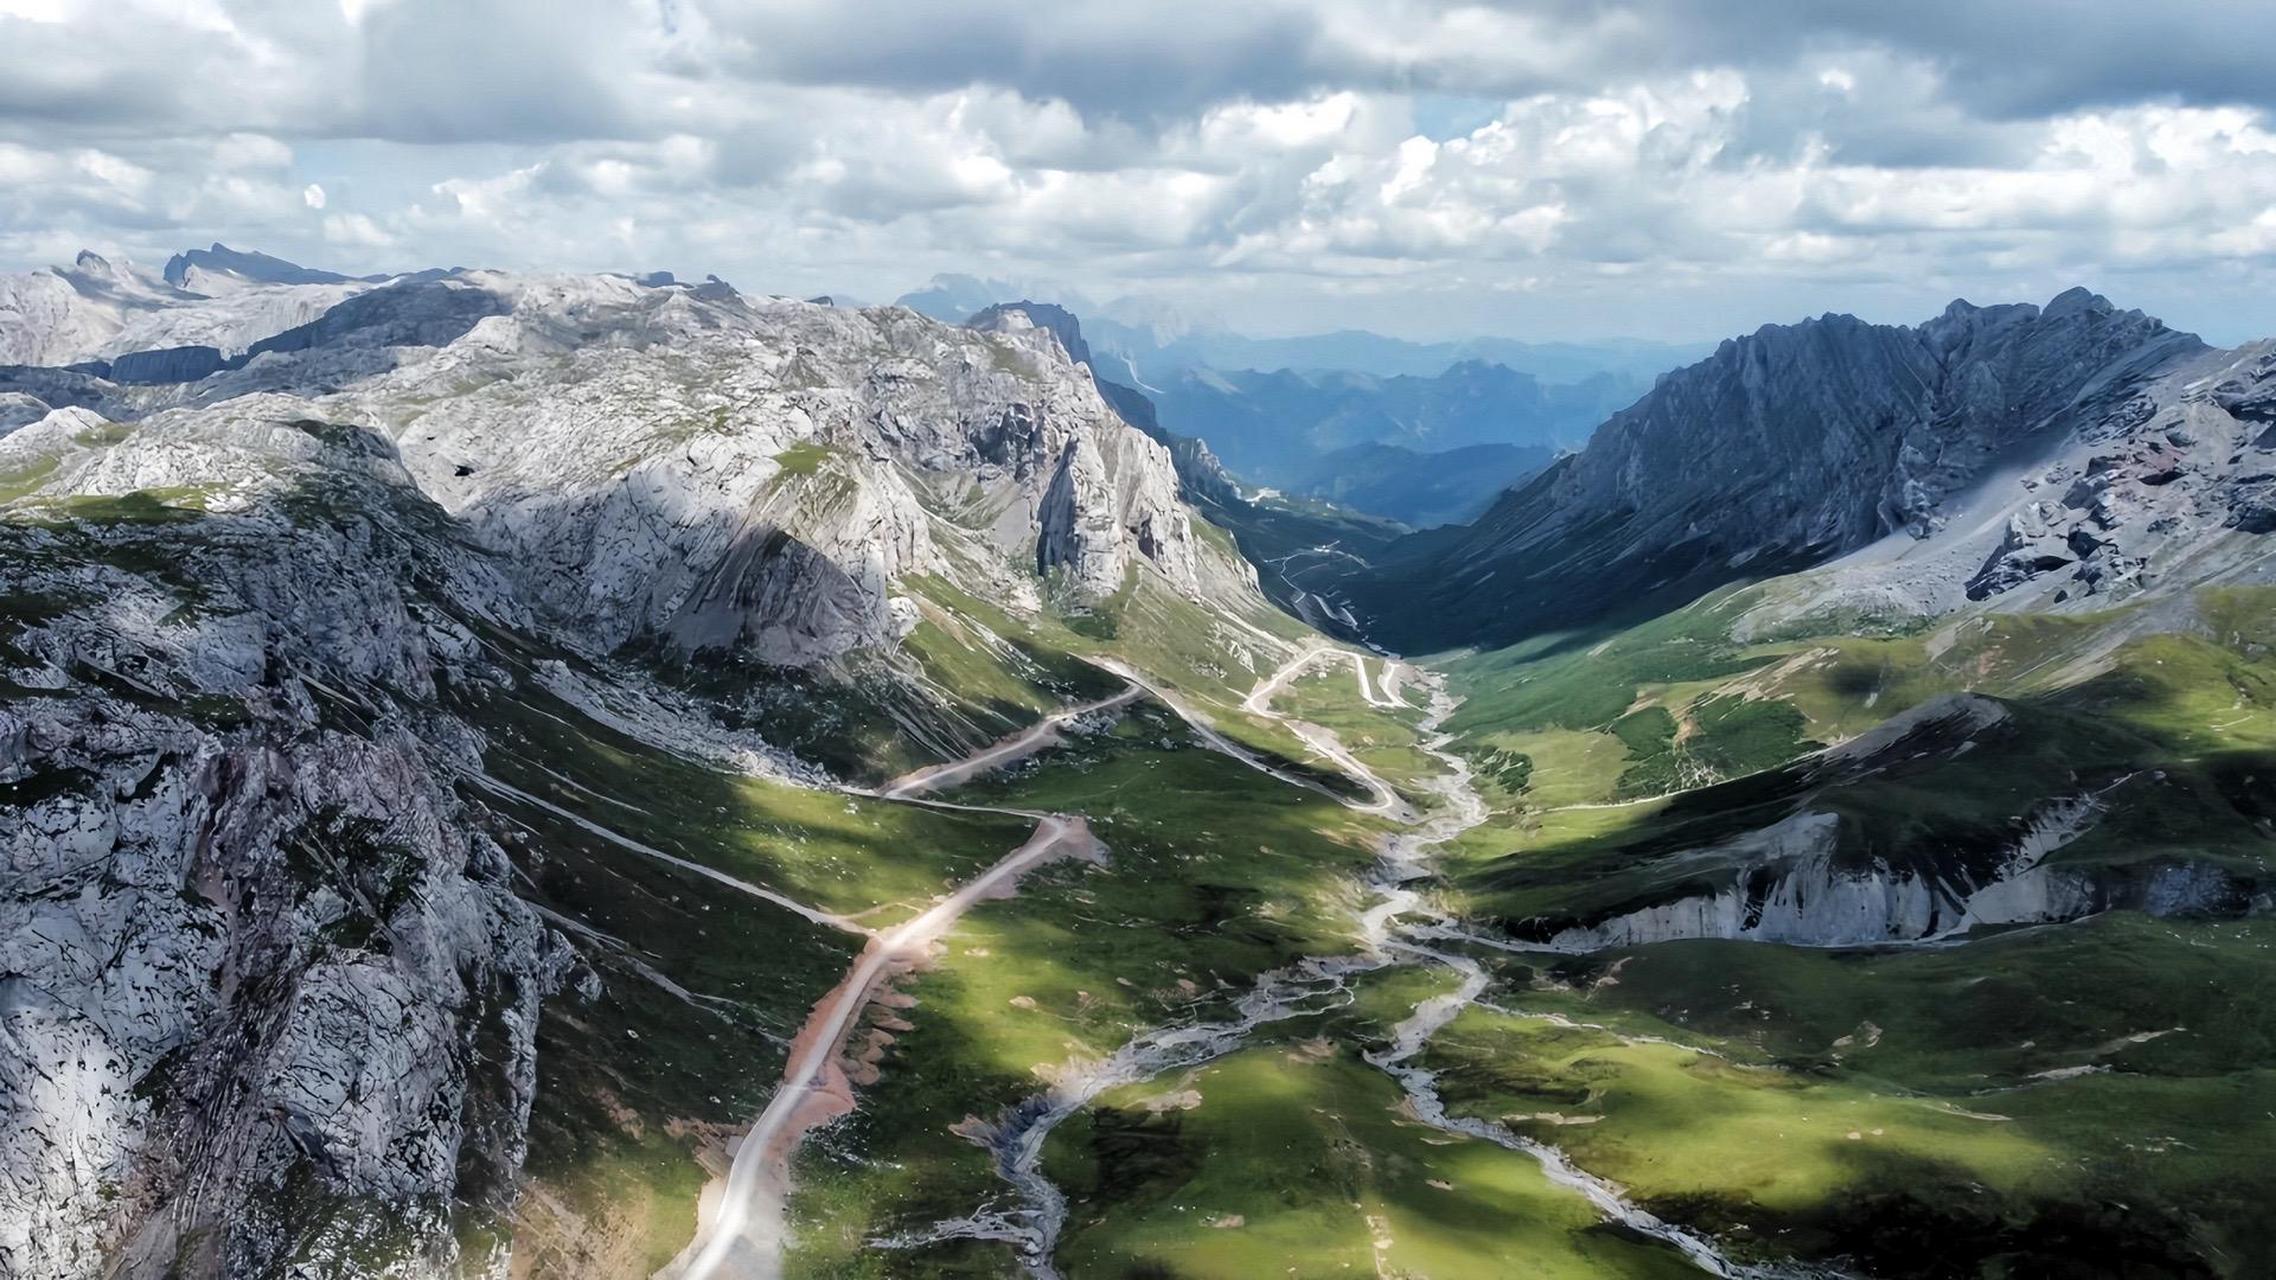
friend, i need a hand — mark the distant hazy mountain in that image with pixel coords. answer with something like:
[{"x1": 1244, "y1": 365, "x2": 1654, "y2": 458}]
[
  {"x1": 1145, "y1": 360, "x2": 1632, "y2": 500},
  {"x1": 896, "y1": 276, "x2": 1705, "y2": 386},
  {"x1": 1089, "y1": 322, "x2": 1707, "y2": 386},
  {"x1": 961, "y1": 299, "x2": 1611, "y2": 527},
  {"x1": 895, "y1": 277, "x2": 1706, "y2": 528},
  {"x1": 897, "y1": 273, "x2": 1090, "y2": 324},
  {"x1": 1274, "y1": 440, "x2": 1558, "y2": 529},
  {"x1": 162, "y1": 242, "x2": 370, "y2": 289}
]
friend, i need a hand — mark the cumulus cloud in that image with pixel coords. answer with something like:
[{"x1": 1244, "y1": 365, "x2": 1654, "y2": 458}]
[{"x1": 4, "y1": 0, "x2": 2276, "y2": 341}]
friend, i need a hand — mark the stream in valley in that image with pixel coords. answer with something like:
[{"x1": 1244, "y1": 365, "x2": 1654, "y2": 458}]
[{"x1": 885, "y1": 654, "x2": 1840, "y2": 1278}]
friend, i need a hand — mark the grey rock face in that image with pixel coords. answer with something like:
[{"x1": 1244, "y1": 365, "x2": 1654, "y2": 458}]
[
  {"x1": 99, "y1": 284, "x2": 368, "y2": 363},
  {"x1": 0, "y1": 273, "x2": 1208, "y2": 668},
  {"x1": 382, "y1": 277, "x2": 1200, "y2": 662},
  {"x1": 1352, "y1": 289, "x2": 2272, "y2": 650},
  {"x1": 0, "y1": 413, "x2": 566, "y2": 1278},
  {"x1": 962, "y1": 301, "x2": 1256, "y2": 594},
  {"x1": 0, "y1": 259, "x2": 179, "y2": 368},
  {"x1": 105, "y1": 344, "x2": 228, "y2": 384},
  {"x1": 969, "y1": 300, "x2": 1095, "y2": 368},
  {"x1": 1789, "y1": 334, "x2": 2276, "y2": 625}
]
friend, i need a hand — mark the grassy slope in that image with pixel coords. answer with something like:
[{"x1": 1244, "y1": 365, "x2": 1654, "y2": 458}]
[
  {"x1": 469, "y1": 679, "x2": 1036, "y2": 922},
  {"x1": 458, "y1": 660, "x2": 1062, "y2": 1273},
  {"x1": 915, "y1": 564, "x2": 1367, "y2": 797},
  {"x1": 650, "y1": 578, "x2": 1127, "y2": 786},
  {"x1": 1275, "y1": 661, "x2": 1440, "y2": 800},
  {"x1": 1044, "y1": 1040, "x2": 1699, "y2": 1280},
  {"x1": 1406, "y1": 584, "x2": 2276, "y2": 1277},
  {"x1": 1024, "y1": 965, "x2": 1700, "y2": 1280},
  {"x1": 1420, "y1": 913, "x2": 2276, "y2": 1277},
  {"x1": 781, "y1": 704, "x2": 1402, "y2": 1275},
  {"x1": 1438, "y1": 586, "x2": 2276, "y2": 919}
]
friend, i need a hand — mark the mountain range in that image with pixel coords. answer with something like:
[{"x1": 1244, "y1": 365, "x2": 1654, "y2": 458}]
[
  {"x1": 895, "y1": 273, "x2": 1706, "y2": 385},
  {"x1": 912, "y1": 279, "x2": 1670, "y2": 527},
  {"x1": 1, "y1": 248, "x2": 2271, "y2": 1280},
  {"x1": 1140, "y1": 361, "x2": 1619, "y2": 523},
  {"x1": 1344, "y1": 287, "x2": 2272, "y2": 652}
]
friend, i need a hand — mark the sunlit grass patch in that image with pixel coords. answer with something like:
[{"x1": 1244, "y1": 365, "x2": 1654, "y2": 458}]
[
  {"x1": 785, "y1": 711, "x2": 1399, "y2": 1271},
  {"x1": 1456, "y1": 915, "x2": 2276, "y2": 1273},
  {"x1": 465, "y1": 681, "x2": 1036, "y2": 920},
  {"x1": 1043, "y1": 1044, "x2": 1703, "y2": 1280}
]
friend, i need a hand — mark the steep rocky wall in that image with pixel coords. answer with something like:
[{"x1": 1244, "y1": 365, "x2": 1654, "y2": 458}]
[
  {"x1": 1352, "y1": 289, "x2": 2265, "y2": 651},
  {"x1": 0, "y1": 411, "x2": 566, "y2": 1278}
]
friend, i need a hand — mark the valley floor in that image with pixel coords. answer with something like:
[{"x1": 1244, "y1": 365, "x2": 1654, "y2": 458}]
[{"x1": 502, "y1": 584, "x2": 2275, "y2": 1280}]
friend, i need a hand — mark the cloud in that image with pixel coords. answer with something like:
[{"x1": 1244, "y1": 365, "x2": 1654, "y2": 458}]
[
  {"x1": 322, "y1": 211, "x2": 392, "y2": 246},
  {"x1": 4, "y1": 0, "x2": 2276, "y2": 343},
  {"x1": 215, "y1": 132, "x2": 294, "y2": 171}
]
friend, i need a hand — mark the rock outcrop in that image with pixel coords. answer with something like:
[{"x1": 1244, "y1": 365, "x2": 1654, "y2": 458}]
[
  {"x1": 0, "y1": 253, "x2": 185, "y2": 368},
  {"x1": 1508, "y1": 697, "x2": 2263, "y2": 953},
  {"x1": 0, "y1": 248, "x2": 384, "y2": 373},
  {"x1": 1958, "y1": 340, "x2": 2276, "y2": 598},
  {"x1": 962, "y1": 300, "x2": 1262, "y2": 594},
  {"x1": 0, "y1": 409, "x2": 567, "y2": 1277}
]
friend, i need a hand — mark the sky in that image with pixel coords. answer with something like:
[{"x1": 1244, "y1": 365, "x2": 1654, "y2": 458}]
[{"x1": 6, "y1": 0, "x2": 2276, "y2": 344}]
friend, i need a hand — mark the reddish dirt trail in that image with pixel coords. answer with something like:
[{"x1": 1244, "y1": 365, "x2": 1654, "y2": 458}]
[{"x1": 665, "y1": 813, "x2": 1100, "y2": 1280}]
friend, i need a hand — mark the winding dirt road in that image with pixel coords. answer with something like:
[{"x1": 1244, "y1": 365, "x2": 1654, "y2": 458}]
[
  {"x1": 667, "y1": 812, "x2": 1102, "y2": 1280},
  {"x1": 662, "y1": 639, "x2": 1419, "y2": 1279},
  {"x1": 879, "y1": 685, "x2": 1143, "y2": 799},
  {"x1": 1238, "y1": 645, "x2": 1413, "y2": 817},
  {"x1": 1087, "y1": 649, "x2": 1412, "y2": 818}
]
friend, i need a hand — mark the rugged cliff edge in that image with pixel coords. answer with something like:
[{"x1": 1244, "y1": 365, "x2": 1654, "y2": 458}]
[{"x1": 0, "y1": 409, "x2": 570, "y2": 1276}]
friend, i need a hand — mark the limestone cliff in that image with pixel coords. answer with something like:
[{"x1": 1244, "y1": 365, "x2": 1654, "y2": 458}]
[{"x1": 1351, "y1": 289, "x2": 2276, "y2": 650}]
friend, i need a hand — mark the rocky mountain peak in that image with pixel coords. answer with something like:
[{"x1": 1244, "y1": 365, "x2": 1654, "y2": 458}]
[
  {"x1": 969, "y1": 300, "x2": 1094, "y2": 370},
  {"x1": 1, "y1": 270, "x2": 1228, "y2": 667},
  {"x1": 162, "y1": 242, "x2": 361, "y2": 290},
  {"x1": 2044, "y1": 283, "x2": 2113, "y2": 320},
  {"x1": 1350, "y1": 288, "x2": 2248, "y2": 651}
]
